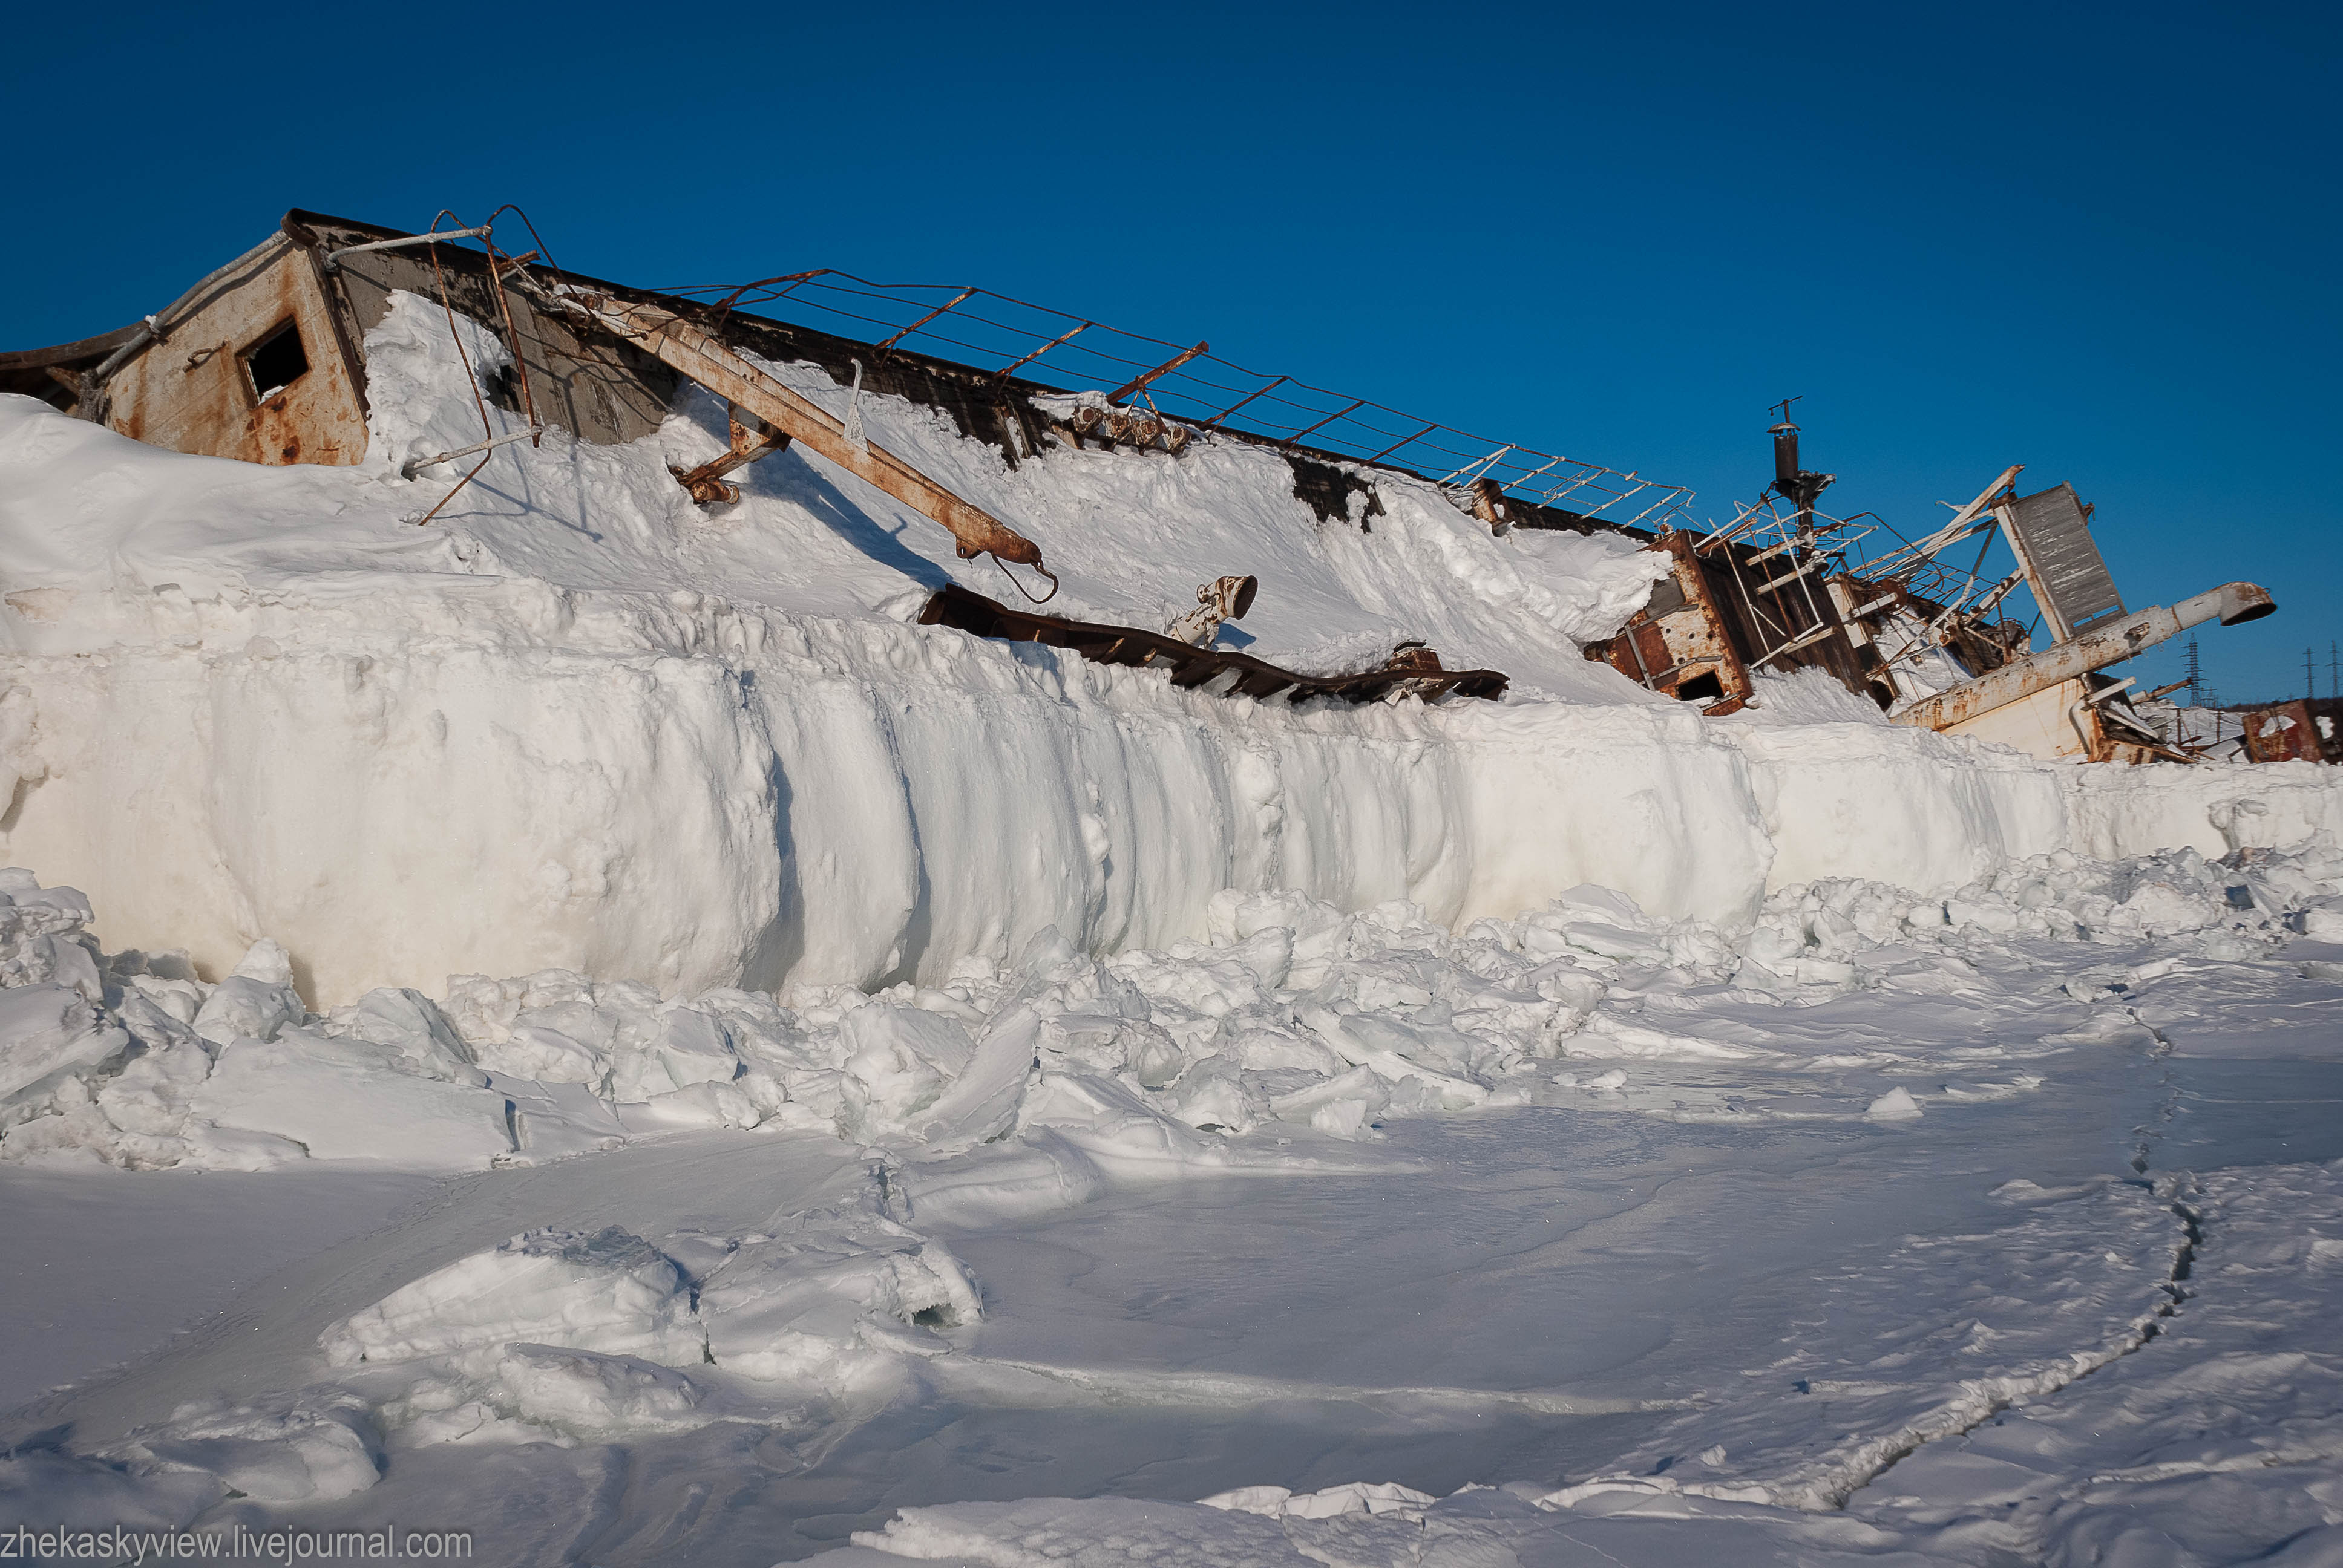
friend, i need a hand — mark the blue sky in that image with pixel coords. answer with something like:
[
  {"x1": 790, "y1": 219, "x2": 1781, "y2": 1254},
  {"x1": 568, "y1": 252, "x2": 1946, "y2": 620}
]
[{"x1": 6, "y1": 1, "x2": 2334, "y2": 701}]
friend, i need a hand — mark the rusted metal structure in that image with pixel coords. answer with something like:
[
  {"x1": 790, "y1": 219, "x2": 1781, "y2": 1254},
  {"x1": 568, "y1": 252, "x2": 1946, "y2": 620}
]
[
  {"x1": 2240, "y1": 701, "x2": 2333, "y2": 765},
  {"x1": 1579, "y1": 415, "x2": 1888, "y2": 715},
  {"x1": 1578, "y1": 418, "x2": 2277, "y2": 763},
  {"x1": 3, "y1": 208, "x2": 1562, "y2": 703},
  {"x1": 1579, "y1": 523, "x2": 1873, "y2": 716},
  {"x1": 1, "y1": 230, "x2": 370, "y2": 465},
  {"x1": 4, "y1": 209, "x2": 1691, "y2": 608},
  {"x1": 919, "y1": 586, "x2": 1507, "y2": 705},
  {"x1": 3, "y1": 211, "x2": 2278, "y2": 745},
  {"x1": 517, "y1": 283, "x2": 1049, "y2": 576},
  {"x1": 1892, "y1": 584, "x2": 2274, "y2": 753}
]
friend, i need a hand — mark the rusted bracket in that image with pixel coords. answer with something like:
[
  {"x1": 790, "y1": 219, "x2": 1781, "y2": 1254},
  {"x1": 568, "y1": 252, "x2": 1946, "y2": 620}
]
[
  {"x1": 1109, "y1": 342, "x2": 1208, "y2": 405},
  {"x1": 670, "y1": 402, "x2": 791, "y2": 506},
  {"x1": 532, "y1": 284, "x2": 1047, "y2": 570}
]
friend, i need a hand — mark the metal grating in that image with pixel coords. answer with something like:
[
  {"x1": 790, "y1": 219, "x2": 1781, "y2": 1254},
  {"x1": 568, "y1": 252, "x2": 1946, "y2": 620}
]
[
  {"x1": 2002, "y1": 482, "x2": 2125, "y2": 638},
  {"x1": 654, "y1": 270, "x2": 1699, "y2": 529}
]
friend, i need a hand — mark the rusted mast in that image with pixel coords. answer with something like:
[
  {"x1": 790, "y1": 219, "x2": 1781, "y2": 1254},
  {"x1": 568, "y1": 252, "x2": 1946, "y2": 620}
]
[{"x1": 1768, "y1": 397, "x2": 1833, "y2": 546}]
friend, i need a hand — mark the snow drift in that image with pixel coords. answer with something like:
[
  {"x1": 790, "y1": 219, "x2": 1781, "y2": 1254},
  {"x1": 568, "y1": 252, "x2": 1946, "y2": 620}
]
[{"x1": 3, "y1": 290, "x2": 2339, "y2": 1010}]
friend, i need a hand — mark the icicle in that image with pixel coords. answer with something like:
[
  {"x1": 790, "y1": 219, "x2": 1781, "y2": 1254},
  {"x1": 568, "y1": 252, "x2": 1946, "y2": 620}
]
[{"x1": 842, "y1": 358, "x2": 868, "y2": 456}]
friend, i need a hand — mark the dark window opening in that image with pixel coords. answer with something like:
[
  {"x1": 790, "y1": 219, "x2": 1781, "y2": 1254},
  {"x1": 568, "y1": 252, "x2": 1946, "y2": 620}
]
[
  {"x1": 483, "y1": 362, "x2": 523, "y2": 413},
  {"x1": 1674, "y1": 670, "x2": 1725, "y2": 703},
  {"x1": 244, "y1": 321, "x2": 309, "y2": 401}
]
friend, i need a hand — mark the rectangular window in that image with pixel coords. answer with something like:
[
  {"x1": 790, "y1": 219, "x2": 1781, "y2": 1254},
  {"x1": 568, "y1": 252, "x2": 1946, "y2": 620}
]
[{"x1": 244, "y1": 320, "x2": 309, "y2": 401}]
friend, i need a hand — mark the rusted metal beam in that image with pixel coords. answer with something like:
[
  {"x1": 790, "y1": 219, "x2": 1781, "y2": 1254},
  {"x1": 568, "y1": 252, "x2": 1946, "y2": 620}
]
[
  {"x1": 1108, "y1": 341, "x2": 1209, "y2": 405},
  {"x1": 1891, "y1": 582, "x2": 2275, "y2": 732},
  {"x1": 1201, "y1": 376, "x2": 1289, "y2": 428},
  {"x1": 1283, "y1": 399, "x2": 1369, "y2": 448},
  {"x1": 991, "y1": 320, "x2": 1090, "y2": 382},
  {"x1": 0, "y1": 321, "x2": 150, "y2": 370},
  {"x1": 919, "y1": 584, "x2": 1506, "y2": 705},
  {"x1": 671, "y1": 403, "x2": 792, "y2": 505},
  {"x1": 536, "y1": 286, "x2": 1047, "y2": 569},
  {"x1": 1368, "y1": 422, "x2": 1440, "y2": 463},
  {"x1": 873, "y1": 288, "x2": 977, "y2": 356}
]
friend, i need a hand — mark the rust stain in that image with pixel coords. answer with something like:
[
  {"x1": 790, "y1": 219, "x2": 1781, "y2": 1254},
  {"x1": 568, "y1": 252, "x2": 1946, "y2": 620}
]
[
  {"x1": 1587, "y1": 531, "x2": 1754, "y2": 713},
  {"x1": 2242, "y1": 700, "x2": 2331, "y2": 765},
  {"x1": 105, "y1": 242, "x2": 367, "y2": 467}
]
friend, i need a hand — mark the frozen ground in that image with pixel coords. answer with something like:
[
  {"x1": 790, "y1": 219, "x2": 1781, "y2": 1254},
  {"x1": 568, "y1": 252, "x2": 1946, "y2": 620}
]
[
  {"x1": 4, "y1": 840, "x2": 2343, "y2": 1565},
  {"x1": 5, "y1": 284, "x2": 2343, "y2": 1564}
]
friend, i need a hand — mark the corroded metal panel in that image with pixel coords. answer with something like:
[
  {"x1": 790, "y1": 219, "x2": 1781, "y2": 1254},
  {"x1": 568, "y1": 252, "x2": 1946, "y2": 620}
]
[
  {"x1": 2003, "y1": 482, "x2": 2125, "y2": 639},
  {"x1": 1588, "y1": 532, "x2": 1754, "y2": 713},
  {"x1": 2241, "y1": 701, "x2": 2331, "y2": 765},
  {"x1": 1940, "y1": 677, "x2": 2101, "y2": 761},
  {"x1": 101, "y1": 240, "x2": 368, "y2": 466}
]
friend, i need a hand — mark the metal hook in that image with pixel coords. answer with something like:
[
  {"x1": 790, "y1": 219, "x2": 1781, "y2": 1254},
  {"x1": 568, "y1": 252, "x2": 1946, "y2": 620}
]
[{"x1": 994, "y1": 555, "x2": 1060, "y2": 606}]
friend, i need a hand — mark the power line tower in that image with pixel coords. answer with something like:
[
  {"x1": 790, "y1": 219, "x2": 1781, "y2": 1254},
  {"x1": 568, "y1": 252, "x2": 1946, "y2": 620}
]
[
  {"x1": 2183, "y1": 637, "x2": 2203, "y2": 706},
  {"x1": 2310, "y1": 645, "x2": 2319, "y2": 701}
]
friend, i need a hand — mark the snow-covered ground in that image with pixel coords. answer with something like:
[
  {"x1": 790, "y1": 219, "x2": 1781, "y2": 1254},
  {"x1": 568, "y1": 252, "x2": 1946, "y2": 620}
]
[
  {"x1": 5, "y1": 289, "x2": 2343, "y2": 1564},
  {"x1": 6, "y1": 848, "x2": 2342, "y2": 1564}
]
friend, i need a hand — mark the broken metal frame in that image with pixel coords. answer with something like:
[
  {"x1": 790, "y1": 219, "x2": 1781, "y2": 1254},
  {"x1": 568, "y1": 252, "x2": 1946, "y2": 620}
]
[
  {"x1": 30, "y1": 210, "x2": 2279, "y2": 759},
  {"x1": 2240, "y1": 700, "x2": 2333, "y2": 765},
  {"x1": 646, "y1": 270, "x2": 1700, "y2": 531},
  {"x1": 918, "y1": 584, "x2": 1507, "y2": 705},
  {"x1": 669, "y1": 403, "x2": 791, "y2": 506},
  {"x1": 510, "y1": 275, "x2": 1055, "y2": 588},
  {"x1": 1889, "y1": 583, "x2": 2276, "y2": 733}
]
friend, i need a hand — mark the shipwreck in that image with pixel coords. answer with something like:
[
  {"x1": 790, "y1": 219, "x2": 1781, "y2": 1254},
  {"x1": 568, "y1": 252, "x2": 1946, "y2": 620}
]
[{"x1": 0, "y1": 208, "x2": 2281, "y2": 762}]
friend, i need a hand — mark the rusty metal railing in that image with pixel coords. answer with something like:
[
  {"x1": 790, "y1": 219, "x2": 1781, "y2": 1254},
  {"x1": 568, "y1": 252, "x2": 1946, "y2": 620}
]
[{"x1": 652, "y1": 270, "x2": 1700, "y2": 529}]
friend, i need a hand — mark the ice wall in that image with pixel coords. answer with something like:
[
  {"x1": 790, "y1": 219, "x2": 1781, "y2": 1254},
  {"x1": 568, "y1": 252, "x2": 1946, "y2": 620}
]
[{"x1": 3, "y1": 293, "x2": 2337, "y2": 1005}]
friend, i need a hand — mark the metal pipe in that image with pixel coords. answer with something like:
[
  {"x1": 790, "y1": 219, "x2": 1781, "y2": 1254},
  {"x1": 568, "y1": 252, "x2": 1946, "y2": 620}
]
[
  {"x1": 1890, "y1": 582, "x2": 2276, "y2": 731},
  {"x1": 325, "y1": 227, "x2": 493, "y2": 273},
  {"x1": 402, "y1": 426, "x2": 544, "y2": 479},
  {"x1": 82, "y1": 234, "x2": 300, "y2": 393}
]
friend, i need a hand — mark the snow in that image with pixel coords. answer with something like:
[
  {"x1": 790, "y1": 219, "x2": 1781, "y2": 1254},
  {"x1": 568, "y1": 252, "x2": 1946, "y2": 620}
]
[
  {"x1": 0, "y1": 829, "x2": 2338, "y2": 1559},
  {"x1": 3, "y1": 284, "x2": 2343, "y2": 1564},
  {"x1": 8, "y1": 291, "x2": 2337, "y2": 1010}
]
